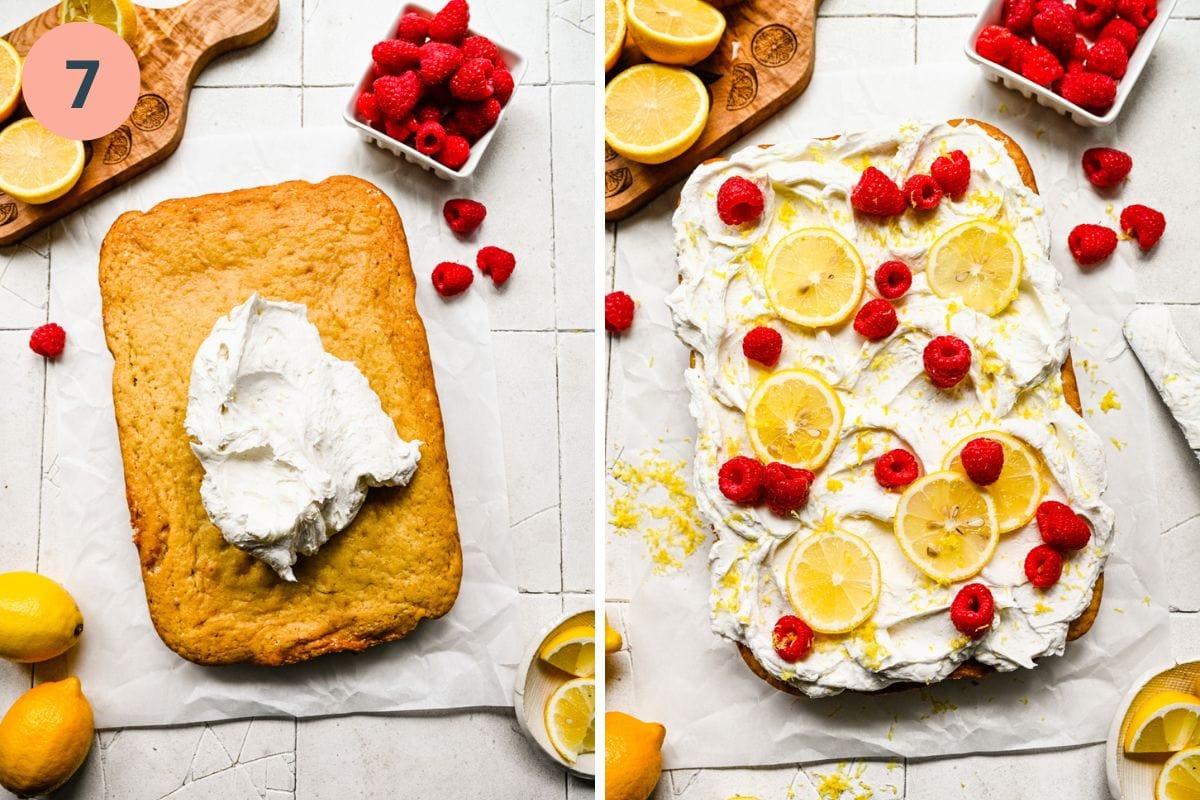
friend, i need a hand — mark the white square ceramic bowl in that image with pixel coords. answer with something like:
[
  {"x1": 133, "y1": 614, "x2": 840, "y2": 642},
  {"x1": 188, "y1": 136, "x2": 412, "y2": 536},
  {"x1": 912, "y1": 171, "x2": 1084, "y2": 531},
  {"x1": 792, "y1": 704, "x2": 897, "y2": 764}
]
[
  {"x1": 963, "y1": 0, "x2": 1178, "y2": 127},
  {"x1": 342, "y1": 3, "x2": 526, "y2": 180}
]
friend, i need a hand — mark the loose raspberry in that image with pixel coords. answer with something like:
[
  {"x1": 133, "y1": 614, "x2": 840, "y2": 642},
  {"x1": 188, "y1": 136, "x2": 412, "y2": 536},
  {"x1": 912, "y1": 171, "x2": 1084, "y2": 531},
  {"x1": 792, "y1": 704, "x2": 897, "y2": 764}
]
[
  {"x1": 1098, "y1": 17, "x2": 1139, "y2": 53},
  {"x1": 428, "y1": 0, "x2": 469, "y2": 43},
  {"x1": 1025, "y1": 544, "x2": 1064, "y2": 589},
  {"x1": 718, "y1": 456, "x2": 765, "y2": 504},
  {"x1": 1082, "y1": 147, "x2": 1132, "y2": 187},
  {"x1": 29, "y1": 323, "x2": 65, "y2": 358},
  {"x1": 449, "y1": 58, "x2": 495, "y2": 101},
  {"x1": 414, "y1": 121, "x2": 446, "y2": 155},
  {"x1": 450, "y1": 98, "x2": 502, "y2": 141},
  {"x1": 1037, "y1": 500, "x2": 1092, "y2": 551},
  {"x1": 1004, "y1": 0, "x2": 1036, "y2": 34},
  {"x1": 1120, "y1": 204, "x2": 1166, "y2": 249},
  {"x1": 742, "y1": 326, "x2": 783, "y2": 367},
  {"x1": 772, "y1": 615, "x2": 814, "y2": 662},
  {"x1": 443, "y1": 198, "x2": 486, "y2": 234},
  {"x1": 373, "y1": 39, "x2": 421, "y2": 74},
  {"x1": 851, "y1": 167, "x2": 906, "y2": 217},
  {"x1": 975, "y1": 25, "x2": 1017, "y2": 66},
  {"x1": 716, "y1": 176, "x2": 765, "y2": 226},
  {"x1": 875, "y1": 449, "x2": 919, "y2": 489},
  {"x1": 355, "y1": 91, "x2": 382, "y2": 126},
  {"x1": 902, "y1": 174, "x2": 942, "y2": 211},
  {"x1": 1068, "y1": 224, "x2": 1118, "y2": 266},
  {"x1": 1076, "y1": 0, "x2": 1117, "y2": 31},
  {"x1": 385, "y1": 115, "x2": 418, "y2": 143},
  {"x1": 930, "y1": 150, "x2": 971, "y2": 201},
  {"x1": 923, "y1": 335, "x2": 971, "y2": 389},
  {"x1": 1117, "y1": 0, "x2": 1156, "y2": 29},
  {"x1": 763, "y1": 462, "x2": 814, "y2": 516},
  {"x1": 1021, "y1": 44, "x2": 1065, "y2": 87},
  {"x1": 461, "y1": 35, "x2": 499, "y2": 62},
  {"x1": 438, "y1": 135, "x2": 471, "y2": 170},
  {"x1": 373, "y1": 71, "x2": 423, "y2": 120},
  {"x1": 476, "y1": 246, "x2": 515, "y2": 286},
  {"x1": 1033, "y1": 1, "x2": 1077, "y2": 57},
  {"x1": 961, "y1": 437, "x2": 1004, "y2": 485},
  {"x1": 419, "y1": 42, "x2": 464, "y2": 84},
  {"x1": 605, "y1": 291, "x2": 635, "y2": 333},
  {"x1": 1086, "y1": 37, "x2": 1128, "y2": 78},
  {"x1": 492, "y1": 67, "x2": 515, "y2": 105},
  {"x1": 875, "y1": 261, "x2": 912, "y2": 300},
  {"x1": 853, "y1": 299, "x2": 899, "y2": 341},
  {"x1": 950, "y1": 584, "x2": 995, "y2": 638},
  {"x1": 396, "y1": 12, "x2": 430, "y2": 44},
  {"x1": 1061, "y1": 70, "x2": 1118, "y2": 114},
  {"x1": 431, "y1": 261, "x2": 473, "y2": 297}
]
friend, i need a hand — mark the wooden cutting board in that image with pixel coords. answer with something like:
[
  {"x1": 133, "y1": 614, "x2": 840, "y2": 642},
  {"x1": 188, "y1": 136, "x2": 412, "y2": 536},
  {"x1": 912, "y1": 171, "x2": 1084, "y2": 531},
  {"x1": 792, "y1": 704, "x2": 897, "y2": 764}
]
[
  {"x1": 0, "y1": 0, "x2": 279, "y2": 247},
  {"x1": 604, "y1": 0, "x2": 817, "y2": 222}
]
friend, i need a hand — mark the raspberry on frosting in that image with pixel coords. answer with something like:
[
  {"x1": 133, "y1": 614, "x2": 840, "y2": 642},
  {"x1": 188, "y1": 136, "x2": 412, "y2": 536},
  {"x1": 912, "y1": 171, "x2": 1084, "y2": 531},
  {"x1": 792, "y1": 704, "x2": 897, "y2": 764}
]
[
  {"x1": 1037, "y1": 500, "x2": 1092, "y2": 551},
  {"x1": 853, "y1": 299, "x2": 899, "y2": 341},
  {"x1": 772, "y1": 615, "x2": 814, "y2": 662},
  {"x1": 875, "y1": 261, "x2": 912, "y2": 300},
  {"x1": 762, "y1": 462, "x2": 814, "y2": 516},
  {"x1": 716, "y1": 176, "x2": 765, "y2": 226},
  {"x1": 961, "y1": 437, "x2": 1005, "y2": 485},
  {"x1": 742, "y1": 326, "x2": 783, "y2": 367},
  {"x1": 930, "y1": 150, "x2": 970, "y2": 201},
  {"x1": 950, "y1": 583, "x2": 995, "y2": 638},
  {"x1": 718, "y1": 456, "x2": 765, "y2": 505},
  {"x1": 851, "y1": 167, "x2": 906, "y2": 217},
  {"x1": 902, "y1": 174, "x2": 942, "y2": 211},
  {"x1": 1025, "y1": 544, "x2": 1065, "y2": 588},
  {"x1": 875, "y1": 449, "x2": 919, "y2": 489},
  {"x1": 923, "y1": 335, "x2": 971, "y2": 389}
]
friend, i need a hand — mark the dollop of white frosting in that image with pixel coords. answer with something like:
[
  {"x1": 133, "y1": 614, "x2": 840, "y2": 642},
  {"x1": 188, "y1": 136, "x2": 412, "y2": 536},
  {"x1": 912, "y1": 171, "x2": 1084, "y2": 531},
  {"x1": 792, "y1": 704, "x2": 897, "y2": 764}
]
[
  {"x1": 185, "y1": 294, "x2": 421, "y2": 581},
  {"x1": 1125, "y1": 306, "x2": 1200, "y2": 450},
  {"x1": 667, "y1": 122, "x2": 1114, "y2": 696}
]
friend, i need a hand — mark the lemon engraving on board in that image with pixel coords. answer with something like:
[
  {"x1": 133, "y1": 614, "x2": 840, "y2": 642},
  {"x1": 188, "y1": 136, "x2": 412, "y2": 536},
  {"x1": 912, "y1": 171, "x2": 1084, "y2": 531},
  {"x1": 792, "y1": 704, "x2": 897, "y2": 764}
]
[
  {"x1": 943, "y1": 431, "x2": 1046, "y2": 533},
  {"x1": 604, "y1": 63, "x2": 709, "y2": 165},
  {"x1": 745, "y1": 369, "x2": 843, "y2": 471},
  {"x1": 894, "y1": 471, "x2": 1000, "y2": 583},
  {"x1": 785, "y1": 530, "x2": 881, "y2": 635},
  {"x1": 765, "y1": 228, "x2": 866, "y2": 328},
  {"x1": 926, "y1": 219, "x2": 1023, "y2": 316}
]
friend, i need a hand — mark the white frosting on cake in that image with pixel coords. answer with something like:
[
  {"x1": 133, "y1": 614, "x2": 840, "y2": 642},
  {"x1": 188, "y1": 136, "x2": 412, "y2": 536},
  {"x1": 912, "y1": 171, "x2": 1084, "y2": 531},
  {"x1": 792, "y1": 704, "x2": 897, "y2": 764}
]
[{"x1": 667, "y1": 122, "x2": 1114, "y2": 697}]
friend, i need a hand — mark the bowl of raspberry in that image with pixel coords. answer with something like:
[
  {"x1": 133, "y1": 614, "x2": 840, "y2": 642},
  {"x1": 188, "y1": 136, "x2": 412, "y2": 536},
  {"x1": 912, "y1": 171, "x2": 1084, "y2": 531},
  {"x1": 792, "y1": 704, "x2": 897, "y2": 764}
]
[
  {"x1": 344, "y1": 1, "x2": 525, "y2": 179},
  {"x1": 964, "y1": 0, "x2": 1178, "y2": 126}
]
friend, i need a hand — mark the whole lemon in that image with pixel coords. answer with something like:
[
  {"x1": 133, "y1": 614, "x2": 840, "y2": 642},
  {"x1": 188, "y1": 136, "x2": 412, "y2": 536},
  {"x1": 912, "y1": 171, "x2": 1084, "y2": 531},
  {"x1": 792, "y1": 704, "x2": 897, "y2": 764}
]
[
  {"x1": 0, "y1": 677, "x2": 94, "y2": 796},
  {"x1": 0, "y1": 572, "x2": 84, "y2": 663},
  {"x1": 605, "y1": 711, "x2": 665, "y2": 800}
]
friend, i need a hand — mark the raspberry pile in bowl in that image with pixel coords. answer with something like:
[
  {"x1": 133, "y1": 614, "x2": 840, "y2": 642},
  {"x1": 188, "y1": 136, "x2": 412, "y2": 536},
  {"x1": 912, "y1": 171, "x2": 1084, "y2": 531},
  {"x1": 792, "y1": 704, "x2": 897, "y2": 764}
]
[
  {"x1": 974, "y1": 0, "x2": 1157, "y2": 115},
  {"x1": 352, "y1": 0, "x2": 516, "y2": 173}
]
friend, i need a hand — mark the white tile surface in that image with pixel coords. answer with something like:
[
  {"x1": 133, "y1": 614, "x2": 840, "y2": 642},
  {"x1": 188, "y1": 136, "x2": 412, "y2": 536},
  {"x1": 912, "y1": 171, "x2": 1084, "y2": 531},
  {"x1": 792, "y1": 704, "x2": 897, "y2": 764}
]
[
  {"x1": 0, "y1": 237, "x2": 49, "y2": 328},
  {"x1": 187, "y1": 86, "x2": 303, "y2": 136},
  {"x1": 815, "y1": 16, "x2": 916, "y2": 73}
]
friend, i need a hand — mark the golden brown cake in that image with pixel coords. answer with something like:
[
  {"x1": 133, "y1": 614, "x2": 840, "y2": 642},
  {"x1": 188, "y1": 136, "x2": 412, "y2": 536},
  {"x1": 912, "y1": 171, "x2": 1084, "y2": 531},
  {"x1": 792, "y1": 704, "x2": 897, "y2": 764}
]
[{"x1": 100, "y1": 176, "x2": 462, "y2": 666}]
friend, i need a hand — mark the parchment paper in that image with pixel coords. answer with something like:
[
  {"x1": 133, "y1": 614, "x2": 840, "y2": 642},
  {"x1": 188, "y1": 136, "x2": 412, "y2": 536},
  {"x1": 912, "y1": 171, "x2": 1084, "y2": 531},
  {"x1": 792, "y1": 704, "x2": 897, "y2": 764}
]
[
  {"x1": 610, "y1": 66, "x2": 1172, "y2": 768},
  {"x1": 39, "y1": 128, "x2": 520, "y2": 728}
]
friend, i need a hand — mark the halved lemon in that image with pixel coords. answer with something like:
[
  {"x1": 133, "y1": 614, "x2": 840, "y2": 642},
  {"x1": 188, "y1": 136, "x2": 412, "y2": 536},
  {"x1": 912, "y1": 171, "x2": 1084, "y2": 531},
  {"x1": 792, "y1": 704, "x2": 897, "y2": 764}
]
[
  {"x1": 605, "y1": 0, "x2": 627, "y2": 72},
  {"x1": 894, "y1": 471, "x2": 999, "y2": 584},
  {"x1": 926, "y1": 219, "x2": 1023, "y2": 316},
  {"x1": 942, "y1": 431, "x2": 1046, "y2": 533},
  {"x1": 625, "y1": 0, "x2": 726, "y2": 66},
  {"x1": 1126, "y1": 691, "x2": 1200, "y2": 754},
  {"x1": 785, "y1": 530, "x2": 881, "y2": 634},
  {"x1": 0, "y1": 39, "x2": 21, "y2": 124},
  {"x1": 745, "y1": 369, "x2": 843, "y2": 471},
  {"x1": 544, "y1": 677, "x2": 596, "y2": 764},
  {"x1": 0, "y1": 118, "x2": 85, "y2": 205},
  {"x1": 60, "y1": 0, "x2": 139, "y2": 46},
  {"x1": 1158, "y1": 747, "x2": 1200, "y2": 800},
  {"x1": 604, "y1": 63, "x2": 709, "y2": 165},
  {"x1": 765, "y1": 228, "x2": 866, "y2": 328},
  {"x1": 539, "y1": 625, "x2": 596, "y2": 678}
]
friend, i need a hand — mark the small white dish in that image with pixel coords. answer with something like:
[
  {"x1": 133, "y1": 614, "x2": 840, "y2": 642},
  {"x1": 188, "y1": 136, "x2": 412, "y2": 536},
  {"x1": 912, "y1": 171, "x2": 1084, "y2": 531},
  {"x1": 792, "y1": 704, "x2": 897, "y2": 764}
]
[
  {"x1": 1105, "y1": 658, "x2": 1200, "y2": 799},
  {"x1": 964, "y1": 0, "x2": 1179, "y2": 127},
  {"x1": 342, "y1": 3, "x2": 526, "y2": 180},
  {"x1": 513, "y1": 609, "x2": 597, "y2": 780}
]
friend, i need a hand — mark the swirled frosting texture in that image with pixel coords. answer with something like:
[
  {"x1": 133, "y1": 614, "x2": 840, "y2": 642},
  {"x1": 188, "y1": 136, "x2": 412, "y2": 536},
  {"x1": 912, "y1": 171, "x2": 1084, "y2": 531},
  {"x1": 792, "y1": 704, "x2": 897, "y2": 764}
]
[
  {"x1": 667, "y1": 122, "x2": 1113, "y2": 696},
  {"x1": 185, "y1": 294, "x2": 422, "y2": 581}
]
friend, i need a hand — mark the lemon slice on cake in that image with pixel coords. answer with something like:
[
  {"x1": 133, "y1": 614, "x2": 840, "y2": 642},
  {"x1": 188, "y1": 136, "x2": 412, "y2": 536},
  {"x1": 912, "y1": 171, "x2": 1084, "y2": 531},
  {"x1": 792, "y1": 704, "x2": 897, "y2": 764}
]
[
  {"x1": 604, "y1": 64, "x2": 709, "y2": 165},
  {"x1": 625, "y1": 0, "x2": 725, "y2": 66},
  {"x1": 60, "y1": 0, "x2": 139, "y2": 46},
  {"x1": 926, "y1": 219, "x2": 1023, "y2": 316},
  {"x1": 544, "y1": 677, "x2": 596, "y2": 764},
  {"x1": 786, "y1": 530, "x2": 881, "y2": 634},
  {"x1": 605, "y1": 0, "x2": 627, "y2": 72},
  {"x1": 745, "y1": 369, "x2": 843, "y2": 471},
  {"x1": 1159, "y1": 747, "x2": 1200, "y2": 800},
  {"x1": 0, "y1": 39, "x2": 21, "y2": 125},
  {"x1": 765, "y1": 228, "x2": 866, "y2": 328},
  {"x1": 539, "y1": 625, "x2": 596, "y2": 678},
  {"x1": 1126, "y1": 691, "x2": 1200, "y2": 754},
  {"x1": 943, "y1": 431, "x2": 1046, "y2": 533},
  {"x1": 894, "y1": 471, "x2": 999, "y2": 584},
  {"x1": 0, "y1": 118, "x2": 85, "y2": 205}
]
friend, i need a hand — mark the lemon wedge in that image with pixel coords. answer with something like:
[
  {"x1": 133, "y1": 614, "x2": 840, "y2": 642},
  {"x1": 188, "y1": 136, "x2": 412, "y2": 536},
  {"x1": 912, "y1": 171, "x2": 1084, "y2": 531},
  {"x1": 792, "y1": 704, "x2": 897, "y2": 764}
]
[
  {"x1": 0, "y1": 39, "x2": 21, "y2": 124},
  {"x1": 604, "y1": 63, "x2": 709, "y2": 165},
  {"x1": 625, "y1": 0, "x2": 726, "y2": 66},
  {"x1": 1127, "y1": 691, "x2": 1200, "y2": 754},
  {"x1": 0, "y1": 118, "x2": 85, "y2": 205},
  {"x1": 894, "y1": 471, "x2": 999, "y2": 584},
  {"x1": 604, "y1": 614, "x2": 623, "y2": 653},
  {"x1": 926, "y1": 219, "x2": 1023, "y2": 316},
  {"x1": 745, "y1": 369, "x2": 843, "y2": 471},
  {"x1": 785, "y1": 530, "x2": 881, "y2": 634},
  {"x1": 539, "y1": 624, "x2": 596, "y2": 678},
  {"x1": 765, "y1": 228, "x2": 866, "y2": 329},
  {"x1": 943, "y1": 431, "x2": 1046, "y2": 533},
  {"x1": 605, "y1": 0, "x2": 627, "y2": 72},
  {"x1": 1159, "y1": 747, "x2": 1200, "y2": 800},
  {"x1": 544, "y1": 677, "x2": 596, "y2": 764},
  {"x1": 60, "y1": 0, "x2": 139, "y2": 46}
]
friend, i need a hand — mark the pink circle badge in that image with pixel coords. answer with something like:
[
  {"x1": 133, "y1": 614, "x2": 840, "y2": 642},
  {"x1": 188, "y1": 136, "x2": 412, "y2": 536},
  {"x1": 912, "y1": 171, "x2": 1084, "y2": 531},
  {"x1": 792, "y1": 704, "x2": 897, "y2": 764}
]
[{"x1": 21, "y1": 22, "x2": 141, "y2": 141}]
